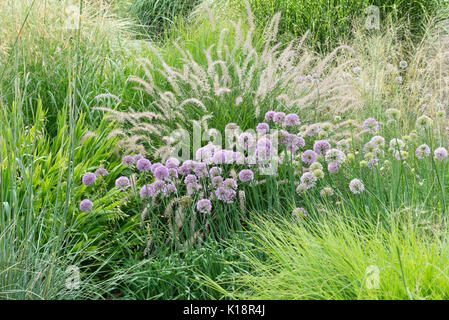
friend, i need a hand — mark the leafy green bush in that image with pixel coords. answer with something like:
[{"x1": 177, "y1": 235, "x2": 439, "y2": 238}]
[
  {"x1": 230, "y1": 0, "x2": 447, "y2": 51},
  {"x1": 129, "y1": 0, "x2": 202, "y2": 38}
]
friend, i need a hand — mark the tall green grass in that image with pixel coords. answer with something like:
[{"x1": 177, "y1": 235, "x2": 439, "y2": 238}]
[{"x1": 203, "y1": 210, "x2": 449, "y2": 299}]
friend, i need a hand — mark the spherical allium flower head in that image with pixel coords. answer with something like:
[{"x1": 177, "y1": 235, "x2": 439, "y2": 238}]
[
  {"x1": 154, "y1": 165, "x2": 169, "y2": 180},
  {"x1": 82, "y1": 172, "x2": 96, "y2": 187},
  {"x1": 152, "y1": 180, "x2": 167, "y2": 196},
  {"x1": 211, "y1": 175, "x2": 224, "y2": 188},
  {"x1": 256, "y1": 138, "x2": 272, "y2": 159},
  {"x1": 95, "y1": 167, "x2": 108, "y2": 177},
  {"x1": 415, "y1": 144, "x2": 430, "y2": 159},
  {"x1": 196, "y1": 199, "x2": 212, "y2": 214},
  {"x1": 325, "y1": 148, "x2": 346, "y2": 164},
  {"x1": 363, "y1": 141, "x2": 380, "y2": 154},
  {"x1": 184, "y1": 174, "x2": 198, "y2": 186},
  {"x1": 416, "y1": 115, "x2": 432, "y2": 129},
  {"x1": 115, "y1": 176, "x2": 130, "y2": 191},
  {"x1": 313, "y1": 169, "x2": 325, "y2": 179},
  {"x1": 328, "y1": 162, "x2": 341, "y2": 174},
  {"x1": 310, "y1": 162, "x2": 323, "y2": 171},
  {"x1": 139, "y1": 184, "x2": 155, "y2": 199},
  {"x1": 399, "y1": 60, "x2": 408, "y2": 70},
  {"x1": 151, "y1": 163, "x2": 163, "y2": 175},
  {"x1": 238, "y1": 132, "x2": 255, "y2": 152},
  {"x1": 313, "y1": 140, "x2": 331, "y2": 156},
  {"x1": 370, "y1": 136, "x2": 385, "y2": 147},
  {"x1": 305, "y1": 124, "x2": 320, "y2": 137},
  {"x1": 434, "y1": 147, "x2": 448, "y2": 160},
  {"x1": 194, "y1": 162, "x2": 208, "y2": 178},
  {"x1": 336, "y1": 139, "x2": 350, "y2": 152},
  {"x1": 122, "y1": 155, "x2": 135, "y2": 167},
  {"x1": 166, "y1": 184, "x2": 177, "y2": 195},
  {"x1": 256, "y1": 122, "x2": 270, "y2": 133},
  {"x1": 265, "y1": 111, "x2": 276, "y2": 122},
  {"x1": 273, "y1": 112, "x2": 286, "y2": 124},
  {"x1": 300, "y1": 172, "x2": 317, "y2": 189},
  {"x1": 215, "y1": 186, "x2": 236, "y2": 204},
  {"x1": 238, "y1": 169, "x2": 254, "y2": 182},
  {"x1": 362, "y1": 118, "x2": 379, "y2": 134},
  {"x1": 165, "y1": 157, "x2": 180, "y2": 169},
  {"x1": 209, "y1": 166, "x2": 222, "y2": 177},
  {"x1": 133, "y1": 154, "x2": 144, "y2": 162},
  {"x1": 225, "y1": 122, "x2": 240, "y2": 132},
  {"x1": 178, "y1": 162, "x2": 192, "y2": 176},
  {"x1": 349, "y1": 178, "x2": 365, "y2": 194},
  {"x1": 320, "y1": 187, "x2": 334, "y2": 197},
  {"x1": 284, "y1": 113, "x2": 300, "y2": 127},
  {"x1": 301, "y1": 150, "x2": 318, "y2": 165},
  {"x1": 386, "y1": 108, "x2": 401, "y2": 121},
  {"x1": 389, "y1": 138, "x2": 406, "y2": 152},
  {"x1": 223, "y1": 178, "x2": 238, "y2": 190},
  {"x1": 80, "y1": 199, "x2": 93, "y2": 212},
  {"x1": 291, "y1": 207, "x2": 308, "y2": 219},
  {"x1": 136, "y1": 158, "x2": 152, "y2": 172},
  {"x1": 168, "y1": 168, "x2": 178, "y2": 179},
  {"x1": 195, "y1": 146, "x2": 213, "y2": 163}
]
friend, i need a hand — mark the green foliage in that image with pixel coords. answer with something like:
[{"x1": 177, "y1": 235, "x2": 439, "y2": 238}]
[
  {"x1": 129, "y1": 0, "x2": 202, "y2": 38},
  {"x1": 225, "y1": 211, "x2": 449, "y2": 299},
  {"x1": 230, "y1": 0, "x2": 447, "y2": 52}
]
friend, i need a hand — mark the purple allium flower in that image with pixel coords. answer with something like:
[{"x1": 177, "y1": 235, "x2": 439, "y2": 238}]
[
  {"x1": 153, "y1": 180, "x2": 167, "y2": 195},
  {"x1": 265, "y1": 111, "x2": 276, "y2": 121},
  {"x1": 256, "y1": 138, "x2": 272, "y2": 159},
  {"x1": 79, "y1": 199, "x2": 93, "y2": 212},
  {"x1": 325, "y1": 148, "x2": 346, "y2": 164},
  {"x1": 305, "y1": 124, "x2": 320, "y2": 137},
  {"x1": 209, "y1": 166, "x2": 222, "y2": 177},
  {"x1": 283, "y1": 133, "x2": 305, "y2": 153},
  {"x1": 328, "y1": 162, "x2": 340, "y2": 174},
  {"x1": 284, "y1": 113, "x2": 300, "y2": 126},
  {"x1": 133, "y1": 154, "x2": 144, "y2": 162},
  {"x1": 168, "y1": 168, "x2": 178, "y2": 178},
  {"x1": 154, "y1": 165, "x2": 169, "y2": 180},
  {"x1": 194, "y1": 162, "x2": 208, "y2": 178},
  {"x1": 178, "y1": 162, "x2": 192, "y2": 176},
  {"x1": 213, "y1": 150, "x2": 228, "y2": 164},
  {"x1": 225, "y1": 123, "x2": 240, "y2": 132},
  {"x1": 95, "y1": 167, "x2": 108, "y2": 177},
  {"x1": 215, "y1": 186, "x2": 236, "y2": 204},
  {"x1": 139, "y1": 184, "x2": 155, "y2": 199},
  {"x1": 232, "y1": 151, "x2": 245, "y2": 164},
  {"x1": 184, "y1": 174, "x2": 198, "y2": 186},
  {"x1": 362, "y1": 118, "x2": 379, "y2": 134},
  {"x1": 415, "y1": 144, "x2": 430, "y2": 159},
  {"x1": 238, "y1": 169, "x2": 254, "y2": 182},
  {"x1": 151, "y1": 163, "x2": 163, "y2": 175},
  {"x1": 349, "y1": 178, "x2": 365, "y2": 194},
  {"x1": 238, "y1": 132, "x2": 255, "y2": 152},
  {"x1": 273, "y1": 112, "x2": 286, "y2": 124},
  {"x1": 196, "y1": 146, "x2": 213, "y2": 162},
  {"x1": 300, "y1": 172, "x2": 317, "y2": 189},
  {"x1": 115, "y1": 176, "x2": 130, "y2": 191},
  {"x1": 165, "y1": 157, "x2": 180, "y2": 169},
  {"x1": 291, "y1": 207, "x2": 307, "y2": 219},
  {"x1": 313, "y1": 140, "x2": 331, "y2": 156},
  {"x1": 434, "y1": 147, "x2": 448, "y2": 160},
  {"x1": 211, "y1": 176, "x2": 224, "y2": 188},
  {"x1": 196, "y1": 199, "x2": 212, "y2": 214},
  {"x1": 122, "y1": 155, "x2": 135, "y2": 167},
  {"x1": 301, "y1": 150, "x2": 318, "y2": 165},
  {"x1": 166, "y1": 184, "x2": 177, "y2": 195},
  {"x1": 136, "y1": 158, "x2": 152, "y2": 172},
  {"x1": 82, "y1": 172, "x2": 96, "y2": 187},
  {"x1": 256, "y1": 122, "x2": 270, "y2": 133},
  {"x1": 224, "y1": 178, "x2": 238, "y2": 190}
]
